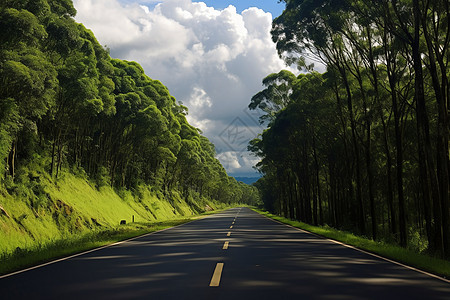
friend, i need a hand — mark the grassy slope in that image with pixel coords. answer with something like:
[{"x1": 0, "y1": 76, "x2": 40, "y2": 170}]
[
  {"x1": 0, "y1": 219, "x2": 195, "y2": 276},
  {"x1": 253, "y1": 208, "x2": 450, "y2": 279},
  {"x1": 0, "y1": 171, "x2": 224, "y2": 261}
]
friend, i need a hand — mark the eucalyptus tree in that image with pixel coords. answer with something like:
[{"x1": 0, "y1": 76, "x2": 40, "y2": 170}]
[
  {"x1": 249, "y1": 70, "x2": 297, "y2": 124},
  {"x1": 0, "y1": 0, "x2": 259, "y2": 212},
  {"x1": 249, "y1": 0, "x2": 449, "y2": 255},
  {"x1": 419, "y1": 0, "x2": 450, "y2": 256},
  {"x1": 250, "y1": 71, "x2": 338, "y2": 225},
  {"x1": 272, "y1": 0, "x2": 371, "y2": 236},
  {"x1": 0, "y1": 6, "x2": 57, "y2": 178},
  {"x1": 371, "y1": 0, "x2": 450, "y2": 255}
]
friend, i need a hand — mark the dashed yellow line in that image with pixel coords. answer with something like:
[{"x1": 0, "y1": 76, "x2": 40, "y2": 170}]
[
  {"x1": 227, "y1": 232, "x2": 231, "y2": 237},
  {"x1": 223, "y1": 241, "x2": 229, "y2": 250},
  {"x1": 229, "y1": 225, "x2": 233, "y2": 229},
  {"x1": 209, "y1": 263, "x2": 224, "y2": 287}
]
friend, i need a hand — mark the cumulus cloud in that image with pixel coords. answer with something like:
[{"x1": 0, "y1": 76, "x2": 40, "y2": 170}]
[
  {"x1": 73, "y1": 0, "x2": 292, "y2": 176},
  {"x1": 188, "y1": 87, "x2": 212, "y2": 109},
  {"x1": 216, "y1": 151, "x2": 260, "y2": 176}
]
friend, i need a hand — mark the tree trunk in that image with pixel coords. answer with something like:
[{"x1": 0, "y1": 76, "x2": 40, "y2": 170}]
[
  {"x1": 342, "y1": 68, "x2": 365, "y2": 235},
  {"x1": 381, "y1": 28, "x2": 399, "y2": 240},
  {"x1": 412, "y1": 0, "x2": 442, "y2": 253},
  {"x1": 421, "y1": 5, "x2": 450, "y2": 257},
  {"x1": 303, "y1": 142, "x2": 313, "y2": 224},
  {"x1": 313, "y1": 133, "x2": 322, "y2": 225},
  {"x1": 8, "y1": 140, "x2": 16, "y2": 179},
  {"x1": 50, "y1": 128, "x2": 60, "y2": 177}
]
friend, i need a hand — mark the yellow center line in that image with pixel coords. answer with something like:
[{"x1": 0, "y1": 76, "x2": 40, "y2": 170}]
[
  {"x1": 223, "y1": 241, "x2": 229, "y2": 250},
  {"x1": 209, "y1": 263, "x2": 224, "y2": 287},
  {"x1": 227, "y1": 232, "x2": 231, "y2": 236},
  {"x1": 229, "y1": 225, "x2": 233, "y2": 229}
]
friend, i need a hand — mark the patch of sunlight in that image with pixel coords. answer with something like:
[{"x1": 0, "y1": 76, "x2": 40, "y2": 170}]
[
  {"x1": 239, "y1": 280, "x2": 286, "y2": 287},
  {"x1": 106, "y1": 273, "x2": 186, "y2": 286},
  {"x1": 341, "y1": 277, "x2": 420, "y2": 285},
  {"x1": 77, "y1": 255, "x2": 133, "y2": 260},
  {"x1": 154, "y1": 252, "x2": 195, "y2": 258}
]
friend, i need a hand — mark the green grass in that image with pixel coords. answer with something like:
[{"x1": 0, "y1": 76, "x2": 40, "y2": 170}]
[
  {"x1": 0, "y1": 215, "x2": 215, "y2": 276},
  {"x1": 0, "y1": 172, "x2": 219, "y2": 255},
  {"x1": 253, "y1": 208, "x2": 450, "y2": 279},
  {"x1": 0, "y1": 167, "x2": 236, "y2": 276}
]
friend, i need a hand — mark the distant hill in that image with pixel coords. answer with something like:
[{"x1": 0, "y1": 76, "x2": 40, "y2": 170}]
[{"x1": 234, "y1": 177, "x2": 260, "y2": 185}]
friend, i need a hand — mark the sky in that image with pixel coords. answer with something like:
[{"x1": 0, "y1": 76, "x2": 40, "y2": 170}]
[
  {"x1": 73, "y1": 0, "x2": 290, "y2": 177},
  {"x1": 117, "y1": 0, "x2": 285, "y2": 16}
]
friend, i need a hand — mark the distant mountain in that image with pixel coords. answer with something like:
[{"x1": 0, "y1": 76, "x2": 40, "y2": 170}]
[{"x1": 234, "y1": 177, "x2": 260, "y2": 185}]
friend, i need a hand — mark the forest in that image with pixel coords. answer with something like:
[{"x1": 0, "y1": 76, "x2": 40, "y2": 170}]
[
  {"x1": 0, "y1": 0, "x2": 259, "y2": 216},
  {"x1": 250, "y1": 0, "x2": 449, "y2": 258}
]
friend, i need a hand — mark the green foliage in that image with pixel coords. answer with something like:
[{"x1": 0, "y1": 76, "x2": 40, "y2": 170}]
[
  {"x1": 0, "y1": 170, "x2": 228, "y2": 257},
  {"x1": 0, "y1": 0, "x2": 258, "y2": 269},
  {"x1": 0, "y1": 218, "x2": 195, "y2": 276},
  {"x1": 249, "y1": 70, "x2": 297, "y2": 124},
  {"x1": 0, "y1": 8, "x2": 47, "y2": 48},
  {"x1": 253, "y1": 0, "x2": 450, "y2": 258}
]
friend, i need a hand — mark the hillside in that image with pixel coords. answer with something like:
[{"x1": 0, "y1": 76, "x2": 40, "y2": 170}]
[
  {"x1": 0, "y1": 1, "x2": 259, "y2": 257},
  {"x1": 0, "y1": 171, "x2": 223, "y2": 255}
]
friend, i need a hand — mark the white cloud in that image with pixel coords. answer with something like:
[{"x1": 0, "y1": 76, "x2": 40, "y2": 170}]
[
  {"x1": 216, "y1": 151, "x2": 260, "y2": 176},
  {"x1": 73, "y1": 0, "x2": 292, "y2": 176},
  {"x1": 188, "y1": 87, "x2": 212, "y2": 109}
]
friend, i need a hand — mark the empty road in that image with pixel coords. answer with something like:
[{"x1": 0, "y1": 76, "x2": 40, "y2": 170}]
[{"x1": 1, "y1": 207, "x2": 449, "y2": 299}]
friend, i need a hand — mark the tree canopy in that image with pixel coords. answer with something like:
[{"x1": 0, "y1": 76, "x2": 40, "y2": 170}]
[
  {"x1": 0, "y1": 0, "x2": 259, "y2": 210},
  {"x1": 251, "y1": 0, "x2": 449, "y2": 257}
]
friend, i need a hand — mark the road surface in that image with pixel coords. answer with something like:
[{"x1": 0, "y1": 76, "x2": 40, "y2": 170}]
[{"x1": 1, "y1": 207, "x2": 449, "y2": 299}]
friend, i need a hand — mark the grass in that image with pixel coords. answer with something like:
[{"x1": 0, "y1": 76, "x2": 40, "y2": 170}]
[
  {"x1": 0, "y1": 171, "x2": 220, "y2": 255},
  {"x1": 0, "y1": 167, "x2": 236, "y2": 276},
  {"x1": 0, "y1": 215, "x2": 213, "y2": 276},
  {"x1": 253, "y1": 208, "x2": 450, "y2": 280}
]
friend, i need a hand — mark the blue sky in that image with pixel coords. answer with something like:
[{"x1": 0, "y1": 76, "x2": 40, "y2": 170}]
[
  {"x1": 200, "y1": 0, "x2": 285, "y2": 17},
  {"x1": 118, "y1": 0, "x2": 285, "y2": 17}
]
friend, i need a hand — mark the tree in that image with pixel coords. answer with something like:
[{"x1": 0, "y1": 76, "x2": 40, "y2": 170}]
[
  {"x1": 251, "y1": 0, "x2": 449, "y2": 256},
  {"x1": 0, "y1": 0, "x2": 258, "y2": 213}
]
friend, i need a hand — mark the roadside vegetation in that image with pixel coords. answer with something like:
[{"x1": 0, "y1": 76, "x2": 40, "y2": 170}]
[
  {"x1": 0, "y1": 170, "x2": 229, "y2": 256},
  {"x1": 0, "y1": 0, "x2": 259, "y2": 275},
  {"x1": 250, "y1": 0, "x2": 450, "y2": 260},
  {"x1": 0, "y1": 168, "x2": 236, "y2": 276},
  {"x1": 254, "y1": 208, "x2": 450, "y2": 279},
  {"x1": 0, "y1": 218, "x2": 192, "y2": 276}
]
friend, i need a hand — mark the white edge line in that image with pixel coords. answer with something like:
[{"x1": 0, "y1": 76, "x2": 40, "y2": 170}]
[
  {"x1": 0, "y1": 216, "x2": 206, "y2": 280},
  {"x1": 255, "y1": 210, "x2": 450, "y2": 284}
]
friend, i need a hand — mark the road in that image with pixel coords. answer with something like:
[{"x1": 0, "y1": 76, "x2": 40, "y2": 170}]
[{"x1": 1, "y1": 207, "x2": 449, "y2": 299}]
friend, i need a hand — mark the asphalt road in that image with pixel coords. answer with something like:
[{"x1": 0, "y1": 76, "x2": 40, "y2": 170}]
[{"x1": 1, "y1": 207, "x2": 449, "y2": 299}]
